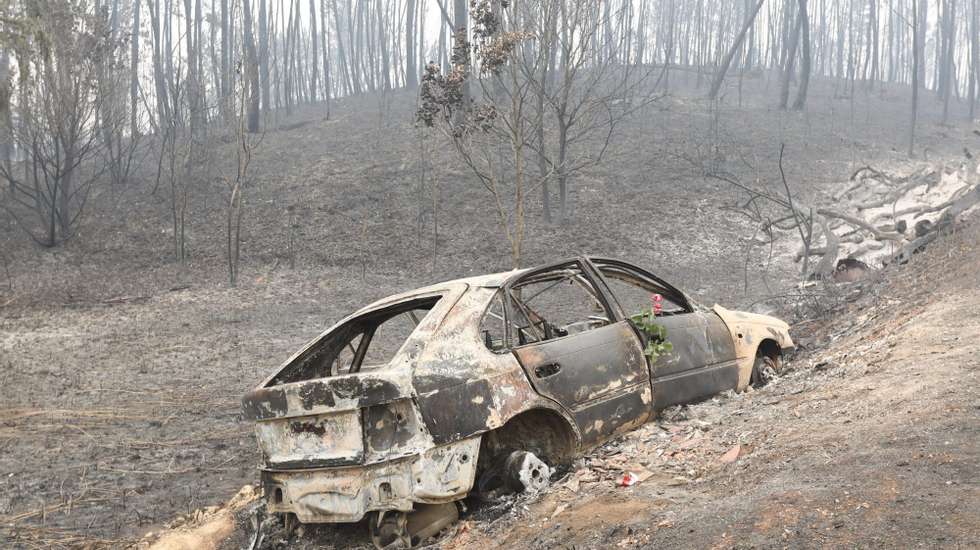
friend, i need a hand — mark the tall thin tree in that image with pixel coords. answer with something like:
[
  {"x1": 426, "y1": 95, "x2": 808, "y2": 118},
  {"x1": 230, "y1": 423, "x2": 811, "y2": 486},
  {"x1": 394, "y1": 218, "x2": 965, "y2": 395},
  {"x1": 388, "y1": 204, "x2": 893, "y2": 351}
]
[
  {"x1": 909, "y1": 0, "x2": 922, "y2": 156},
  {"x1": 708, "y1": 0, "x2": 767, "y2": 100},
  {"x1": 792, "y1": 0, "x2": 811, "y2": 110}
]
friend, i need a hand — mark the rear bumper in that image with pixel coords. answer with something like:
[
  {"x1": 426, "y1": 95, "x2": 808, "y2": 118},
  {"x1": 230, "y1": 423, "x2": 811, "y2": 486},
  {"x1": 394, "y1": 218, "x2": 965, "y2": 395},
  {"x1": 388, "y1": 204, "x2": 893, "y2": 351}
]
[{"x1": 261, "y1": 436, "x2": 481, "y2": 523}]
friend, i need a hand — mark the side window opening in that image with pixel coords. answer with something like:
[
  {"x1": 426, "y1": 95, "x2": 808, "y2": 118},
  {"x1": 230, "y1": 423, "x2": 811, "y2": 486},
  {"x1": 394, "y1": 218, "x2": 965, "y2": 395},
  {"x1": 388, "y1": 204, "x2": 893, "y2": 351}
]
[
  {"x1": 480, "y1": 264, "x2": 612, "y2": 352},
  {"x1": 509, "y1": 292, "x2": 545, "y2": 345},
  {"x1": 269, "y1": 296, "x2": 441, "y2": 385},
  {"x1": 361, "y1": 308, "x2": 425, "y2": 366},
  {"x1": 595, "y1": 264, "x2": 690, "y2": 319},
  {"x1": 480, "y1": 292, "x2": 507, "y2": 352}
]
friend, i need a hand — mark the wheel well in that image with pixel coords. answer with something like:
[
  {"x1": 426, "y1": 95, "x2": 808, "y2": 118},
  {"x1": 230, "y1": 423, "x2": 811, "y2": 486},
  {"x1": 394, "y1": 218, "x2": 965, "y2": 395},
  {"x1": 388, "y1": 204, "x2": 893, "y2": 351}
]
[
  {"x1": 756, "y1": 339, "x2": 781, "y2": 360},
  {"x1": 479, "y1": 409, "x2": 578, "y2": 468}
]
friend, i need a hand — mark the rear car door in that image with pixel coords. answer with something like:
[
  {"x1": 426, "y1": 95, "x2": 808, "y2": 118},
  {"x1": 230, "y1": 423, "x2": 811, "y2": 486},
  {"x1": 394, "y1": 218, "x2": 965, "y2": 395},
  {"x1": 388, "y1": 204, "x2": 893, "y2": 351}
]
[
  {"x1": 505, "y1": 261, "x2": 653, "y2": 445},
  {"x1": 589, "y1": 259, "x2": 738, "y2": 410}
]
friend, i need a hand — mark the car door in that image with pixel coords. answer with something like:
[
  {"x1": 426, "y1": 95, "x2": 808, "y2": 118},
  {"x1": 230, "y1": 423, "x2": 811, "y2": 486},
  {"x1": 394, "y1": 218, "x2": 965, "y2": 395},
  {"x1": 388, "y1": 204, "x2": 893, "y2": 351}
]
[
  {"x1": 506, "y1": 261, "x2": 653, "y2": 445},
  {"x1": 589, "y1": 259, "x2": 738, "y2": 410}
]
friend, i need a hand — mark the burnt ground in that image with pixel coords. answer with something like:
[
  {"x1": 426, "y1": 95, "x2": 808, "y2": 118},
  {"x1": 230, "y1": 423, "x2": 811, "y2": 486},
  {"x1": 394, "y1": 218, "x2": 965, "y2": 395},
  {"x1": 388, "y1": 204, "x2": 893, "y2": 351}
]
[
  {"x1": 221, "y1": 216, "x2": 980, "y2": 550},
  {"x1": 436, "y1": 219, "x2": 980, "y2": 550},
  {"x1": 0, "y1": 72, "x2": 978, "y2": 548}
]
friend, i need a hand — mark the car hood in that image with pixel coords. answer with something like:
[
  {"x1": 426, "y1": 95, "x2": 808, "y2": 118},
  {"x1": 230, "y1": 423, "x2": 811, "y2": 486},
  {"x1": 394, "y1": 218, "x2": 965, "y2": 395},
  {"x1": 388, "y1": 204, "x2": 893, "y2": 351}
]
[
  {"x1": 712, "y1": 305, "x2": 790, "y2": 330},
  {"x1": 712, "y1": 304, "x2": 794, "y2": 351}
]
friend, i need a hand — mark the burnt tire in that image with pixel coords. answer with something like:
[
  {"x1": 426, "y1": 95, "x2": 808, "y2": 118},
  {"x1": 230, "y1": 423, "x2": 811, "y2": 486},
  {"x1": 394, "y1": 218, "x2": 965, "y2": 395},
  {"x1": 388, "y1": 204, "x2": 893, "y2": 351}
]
[{"x1": 751, "y1": 353, "x2": 781, "y2": 388}]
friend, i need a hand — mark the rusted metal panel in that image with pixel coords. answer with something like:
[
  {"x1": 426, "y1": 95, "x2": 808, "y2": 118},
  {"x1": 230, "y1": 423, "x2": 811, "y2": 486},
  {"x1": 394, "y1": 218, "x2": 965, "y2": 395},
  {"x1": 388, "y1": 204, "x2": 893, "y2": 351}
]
[
  {"x1": 651, "y1": 310, "x2": 737, "y2": 376},
  {"x1": 409, "y1": 286, "x2": 560, "y2": 445},
  {"x1": 414, "y1": 368, "x2": 564, "y2": 447},
  {"x1": 713, "y1": 305, "x2": 795, "y2": 390},
  {"x1": 513, "y1": 321, "x2": 651, "y2": 443},
  {"x1": 513, "y1": 321, "x2": 648, "y2": 406},
  {"x1": 416, "y1": 379, "x2": 495, "y2": 445},
  {"x1": 244, "y1": 258, "x2": 795, "y2": 528},
  {"x1": 242, "y1": 371, "x2": 412, "y2": 421},
  {"x1": 651, "y1": 360, "x2": 740, "y2": 411},
  {"x1": 574, "y1": 383, "x2": 653, "y2": 444},
  {"x1": 363, "y1": 399, "x2": 432, "y2": 463},
  {"x1": 262, "y1": 436, "x2": 480, "y2": 523},
  {"x1": 651, "y1": 309, "x2": 739, "y2": 408},
  {"x1": 410, "y1": 437, "x2": 480, "y2": 502},
  {"x1": 255, "y1": 411, "x2": 364, "y2": 468}
]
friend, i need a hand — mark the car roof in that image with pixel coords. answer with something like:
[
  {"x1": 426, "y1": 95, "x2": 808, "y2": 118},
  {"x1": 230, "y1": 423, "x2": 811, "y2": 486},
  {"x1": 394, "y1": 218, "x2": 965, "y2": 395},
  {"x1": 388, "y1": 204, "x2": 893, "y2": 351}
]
[
  {"x1": 350, "y1": 268, "x2": 530, "y2": 317},
  {"x1": 449, "y1": 269, "x2": 532, "y2": 288},
  {"x1": 370, "y1": 256, "x2": 648, "y2": 303},
  {"x1": 356, "y1": 256, "x2": 680, "y2": 314},
  {"x1": 400, "y1": 267, "x2": 535, "y2": 297}
]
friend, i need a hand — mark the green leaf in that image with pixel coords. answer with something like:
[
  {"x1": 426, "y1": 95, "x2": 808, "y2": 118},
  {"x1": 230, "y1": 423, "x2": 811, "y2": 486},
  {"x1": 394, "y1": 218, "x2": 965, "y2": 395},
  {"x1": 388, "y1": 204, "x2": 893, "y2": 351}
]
[{"x1": 635, "y1": 305, "x2": 672, "y2": 363}]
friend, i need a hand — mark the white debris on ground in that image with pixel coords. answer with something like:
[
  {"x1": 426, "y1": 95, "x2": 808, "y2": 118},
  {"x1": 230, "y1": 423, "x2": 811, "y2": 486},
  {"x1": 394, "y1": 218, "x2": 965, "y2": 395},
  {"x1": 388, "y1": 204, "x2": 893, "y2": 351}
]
[
  {"x1": 823, "y1": 158, "x2": 980, "y2": 268},
  {"x1": 139, "y1": 485, "x2": 258, "y2": 550}
]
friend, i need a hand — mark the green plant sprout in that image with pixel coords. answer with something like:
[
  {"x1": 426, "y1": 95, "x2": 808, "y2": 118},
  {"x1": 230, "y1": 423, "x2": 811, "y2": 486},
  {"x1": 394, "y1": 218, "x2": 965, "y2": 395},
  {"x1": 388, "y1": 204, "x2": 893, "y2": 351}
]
[{"x1": 631, "y1": 294, "x2": 673, "y2": 363}]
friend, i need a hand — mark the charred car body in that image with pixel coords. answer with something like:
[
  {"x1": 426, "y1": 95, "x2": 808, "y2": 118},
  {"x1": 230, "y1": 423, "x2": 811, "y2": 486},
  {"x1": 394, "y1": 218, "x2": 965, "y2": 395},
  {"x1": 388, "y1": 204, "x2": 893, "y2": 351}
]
[{"x1": 242, "y1": 258, "x2": 794, "y2": 545}]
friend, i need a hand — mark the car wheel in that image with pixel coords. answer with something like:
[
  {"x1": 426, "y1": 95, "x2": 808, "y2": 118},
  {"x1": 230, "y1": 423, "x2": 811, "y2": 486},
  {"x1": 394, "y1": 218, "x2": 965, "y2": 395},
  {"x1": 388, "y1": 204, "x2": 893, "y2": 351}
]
[
  {"x1": 751, "y1": 353, "x2": 781, "y2": 387},
  {"x1": 476, "y1": 449, "x2": 552, "y2": 498},
  {"x1": 281, "y1": 512, "x2": 298, "y2": 538},
  {"x1": 368, "y1": 503, "x2": 459, "y2": 549},
  {"x1": 503, "y1": 450, "x2": 552, "y2": 493}
]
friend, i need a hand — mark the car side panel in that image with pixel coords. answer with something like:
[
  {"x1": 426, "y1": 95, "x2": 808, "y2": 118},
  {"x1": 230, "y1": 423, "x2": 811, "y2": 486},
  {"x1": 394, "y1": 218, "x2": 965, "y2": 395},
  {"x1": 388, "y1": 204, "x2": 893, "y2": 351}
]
[
  {"x1": 415, "y1": 379, "x2": 496, "y2": 445},
  {"x1": 568, "y1": 383, "x2": 653, "y2": 443},
  {"x1": 650, "y1": 310, "x2": 738, "y2": 409},
  {"x1": 411, "y1": 286, "x2": 582, "y2": 449},
  {"x1": 413, "y1": 366, "x2": 582, "y2": 447},
  {"x1": 512, "y1": 321, "x2": 652, "y2": 445}
]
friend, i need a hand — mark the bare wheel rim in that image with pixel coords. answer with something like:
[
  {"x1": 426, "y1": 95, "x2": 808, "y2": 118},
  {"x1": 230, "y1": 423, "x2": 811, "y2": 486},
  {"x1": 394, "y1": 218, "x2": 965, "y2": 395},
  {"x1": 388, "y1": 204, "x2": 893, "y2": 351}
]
[
  {"x1": 752, "y1": 354, "x2": 781, "y2": 387},
  {"x1": 368, "y1": 503, "x2": 460, "y2": 549}
]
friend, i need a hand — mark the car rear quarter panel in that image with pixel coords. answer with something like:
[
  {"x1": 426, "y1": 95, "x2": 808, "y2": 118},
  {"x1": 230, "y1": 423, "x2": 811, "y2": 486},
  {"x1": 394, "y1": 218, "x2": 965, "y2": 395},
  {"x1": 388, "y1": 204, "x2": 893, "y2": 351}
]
[{"x1": 412, "y1": 286, "x2": 582, "y2": 447}]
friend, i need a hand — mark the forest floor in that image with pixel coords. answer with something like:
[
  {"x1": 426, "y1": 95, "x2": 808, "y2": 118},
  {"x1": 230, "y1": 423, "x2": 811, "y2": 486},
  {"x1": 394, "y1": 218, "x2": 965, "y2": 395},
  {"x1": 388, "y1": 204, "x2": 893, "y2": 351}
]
[
  {"x1": 226, "y1": 212, "x2": 979, "y2": 550},
  {"x1": 424, "y1": 216, "x2": 980, "y2": 550},
  {"x1": 1, "y1": 73, "x2": 978, "y2": 548}
]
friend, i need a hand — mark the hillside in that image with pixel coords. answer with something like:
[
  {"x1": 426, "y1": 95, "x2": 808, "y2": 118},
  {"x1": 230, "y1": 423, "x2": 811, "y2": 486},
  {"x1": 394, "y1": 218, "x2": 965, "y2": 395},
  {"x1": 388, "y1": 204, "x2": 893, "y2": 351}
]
[
  {"x1": 1, "y1": 74, "x2": 978, "y2": 548},
  {"x1": 153, "y1": 209, "x2": 980, "y2": 550},
  {"x1": 179, "y1": 210, "x2": 980, "y2": 550},
  {"x1": 434, "y1": 217, "x2": 980, "y2": 550}
]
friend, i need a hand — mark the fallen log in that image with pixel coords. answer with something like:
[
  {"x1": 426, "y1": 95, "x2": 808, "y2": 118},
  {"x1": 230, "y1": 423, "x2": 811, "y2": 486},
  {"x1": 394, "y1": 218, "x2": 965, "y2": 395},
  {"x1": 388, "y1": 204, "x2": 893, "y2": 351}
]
[
  {"x1": 888, "y1": 184, "x2": 980, "y2": 264},
  {"x1": 854, "y1": 169, "x2": 936, "y2": 211},
  {"x1": 810, "y1": 216, "x2": 839, "y2": 280},
  {"x1": 815, "y1": 208, "x2": 904, "y2": 241},
  {"x1": 890, "y1": 232, "x2": 939, "y2": 265},
  {"x1": 943, "y1": 182, "x2": 980, "y2": 219}
]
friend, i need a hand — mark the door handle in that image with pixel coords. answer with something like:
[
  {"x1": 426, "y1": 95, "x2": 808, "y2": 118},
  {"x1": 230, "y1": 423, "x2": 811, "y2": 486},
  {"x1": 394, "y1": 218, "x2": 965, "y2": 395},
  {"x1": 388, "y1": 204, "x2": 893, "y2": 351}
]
[{"x1": 534, "y1": 362, "x2": 562, "y2": 378}]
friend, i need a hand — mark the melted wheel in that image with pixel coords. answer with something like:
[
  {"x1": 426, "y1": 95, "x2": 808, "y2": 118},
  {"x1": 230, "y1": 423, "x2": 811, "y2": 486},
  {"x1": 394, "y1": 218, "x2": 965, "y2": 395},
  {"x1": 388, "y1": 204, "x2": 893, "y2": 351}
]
[{"x1": 368, "y1": 502, "x2": 459, "y2": 549}]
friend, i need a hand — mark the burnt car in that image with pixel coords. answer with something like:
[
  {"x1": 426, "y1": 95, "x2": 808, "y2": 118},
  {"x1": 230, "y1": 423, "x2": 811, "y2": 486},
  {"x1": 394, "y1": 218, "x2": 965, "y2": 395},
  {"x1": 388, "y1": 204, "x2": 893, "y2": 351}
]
[{"x1": 242, "y1": 258, "x2": 794, "y2": 546}]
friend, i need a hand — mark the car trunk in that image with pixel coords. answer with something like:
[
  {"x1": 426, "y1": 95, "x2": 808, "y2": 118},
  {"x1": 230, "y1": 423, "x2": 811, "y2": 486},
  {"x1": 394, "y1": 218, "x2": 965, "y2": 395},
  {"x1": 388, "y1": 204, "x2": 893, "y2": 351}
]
[
  {"x1": 243, "y1": 370, "x2": 415, "y2": 468},
  {"x1": 242, "y1": 294, "x2": 447, "y2": 470}
]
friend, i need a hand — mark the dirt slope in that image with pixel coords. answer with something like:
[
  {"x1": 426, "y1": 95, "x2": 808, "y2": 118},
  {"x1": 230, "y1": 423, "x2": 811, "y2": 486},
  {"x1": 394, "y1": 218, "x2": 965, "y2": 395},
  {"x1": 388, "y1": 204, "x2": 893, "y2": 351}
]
[
  {"x1": 443, "y1": 219, "x2": 980, "y2": 550},
  {"x1": 210, "y1": 216, "x2": 978, "y2": 550}
]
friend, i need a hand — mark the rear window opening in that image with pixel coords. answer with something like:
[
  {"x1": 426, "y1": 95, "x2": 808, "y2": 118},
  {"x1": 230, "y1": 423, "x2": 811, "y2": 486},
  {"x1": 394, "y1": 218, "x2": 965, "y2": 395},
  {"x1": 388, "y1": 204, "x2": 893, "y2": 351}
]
[{"x1": 269, "y1": 296, "x2": 442, "y2": 385}]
